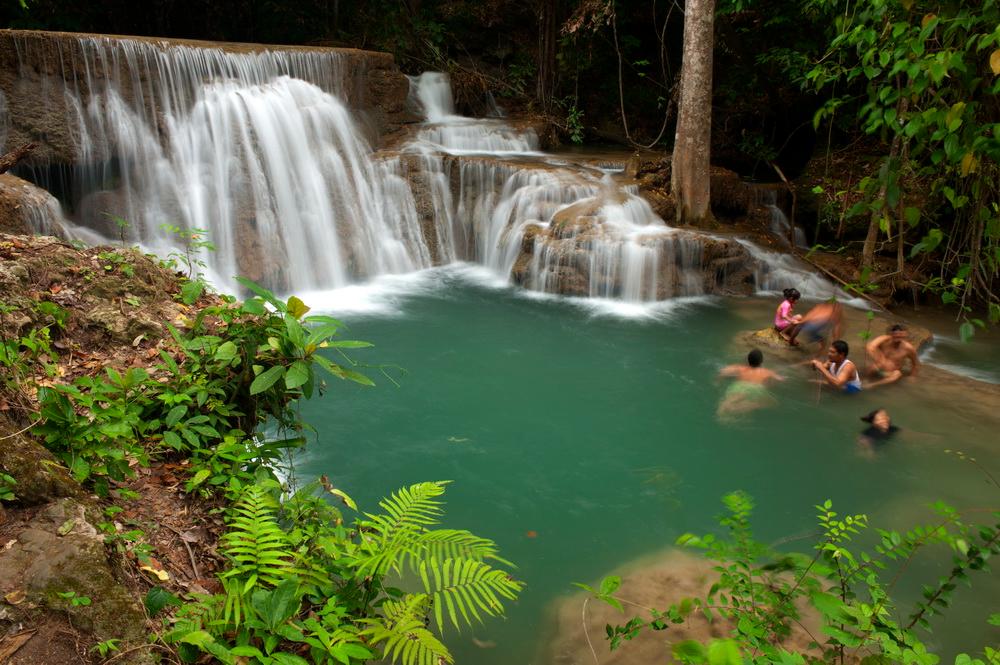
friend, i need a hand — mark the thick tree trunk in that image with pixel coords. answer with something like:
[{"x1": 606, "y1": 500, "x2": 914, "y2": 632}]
[
  {"x1": 671, "y1": 0, "x2": 715, "y2": 226},
  {"x1": 536, "y1": 0, "x2": 558, "y2": 111}
]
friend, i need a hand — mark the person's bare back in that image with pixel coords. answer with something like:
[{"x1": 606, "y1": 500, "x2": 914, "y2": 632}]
[{"x1": 719, "y1": 365, "x2": 782, "y2": 385}]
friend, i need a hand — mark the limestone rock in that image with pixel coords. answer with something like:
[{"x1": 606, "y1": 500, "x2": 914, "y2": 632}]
[
  {"x1": 0, "y1": 173, "x2": 63, "y2": 235},
  {"x1": 0, "y1": 498, "x2": 154, "y2": 663}
]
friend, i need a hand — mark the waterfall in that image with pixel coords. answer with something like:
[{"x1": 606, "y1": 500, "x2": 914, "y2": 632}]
[
  {"x1": 753, "y1": 187, "x2": 807, "y2": 249},
  {"x1": 405, "y1": 72, "x2": 539, "y2": 155},
  {"x1": 6, "y1": 34, "x2": 430, "y2": 293},
  {"x1": 3, "y1": 38, "x2": 848, "y2": 306}
]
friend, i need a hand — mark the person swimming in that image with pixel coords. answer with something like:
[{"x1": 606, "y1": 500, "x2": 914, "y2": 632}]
[
  {"x1": 774, "y1": 288, "x2": 804, "y2": 343},
  {"x1": 811, "y1": 339, "x2": 862, "y2": 393},
  {"x1": 717, "y1": 349, "x2": 784, "y2": 418},
  {"x1": 857, "y1": 408, "x2": 899, "y2": 456}
]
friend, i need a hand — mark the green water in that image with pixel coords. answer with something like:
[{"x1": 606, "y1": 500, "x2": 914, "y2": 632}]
[{"x1": 295, "y1": 270, "x2": 1000, "y2": 663}]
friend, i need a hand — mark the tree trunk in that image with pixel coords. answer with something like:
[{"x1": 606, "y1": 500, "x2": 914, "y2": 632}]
[
  {"x1": 0, "y1": 143, "x2": 37, "y2": 175},
  {"x1": 536, "y1": 0, "x2": 558, "y2": 112},
  {"x1": 671, "y1": 0, "x2": 716, "y2": 226},
  {"x1": 862, "y1": 95, "x2": 908, "y2": 269}
]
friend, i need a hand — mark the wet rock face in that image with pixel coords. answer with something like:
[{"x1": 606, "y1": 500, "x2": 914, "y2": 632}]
[
  {"x1": 0, "y1": 29, "x2": 409, "y2": 166},
  {"x1": 0, "y1": 174, "x2": 63, "y2": 235}
]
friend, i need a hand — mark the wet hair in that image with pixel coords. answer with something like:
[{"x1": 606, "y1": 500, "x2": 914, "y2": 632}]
[
  {"x1": 782, "y1": 288, "x2": 801, "y2": 301},
  {"x1": 889, "y1": 323, "x2": 907, "y2": 333},
  {"x1": 747, "y1": 349, "x2": 763, "y2": 367},
  {"x1": 860, "y1": 409, "x2": 886, "y2": 424},
  {"x1": 832, "y1": 339, "x2": 849, "y2": 356}
]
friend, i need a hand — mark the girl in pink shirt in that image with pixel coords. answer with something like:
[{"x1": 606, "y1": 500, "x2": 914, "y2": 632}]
[{"x1": 774, "y1": 288, "x2": 803, "y2": 343}]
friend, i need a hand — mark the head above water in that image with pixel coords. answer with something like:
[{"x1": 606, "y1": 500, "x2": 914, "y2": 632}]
[
  {"x1": 782, "y1": 288, "x2": 801, "y2": 302},
  {"x1": 747, "y1": 349, "x2": 763, "y2": 367},
  {"x1": 861, "y1": 408, "x2": 891, "y2": 432},
  {"x1": 828, "y1": 339, "x2": 850, "y2": 361},
  {"x1": 889, "y1": 323, "x2": 909, "y2": 339}
]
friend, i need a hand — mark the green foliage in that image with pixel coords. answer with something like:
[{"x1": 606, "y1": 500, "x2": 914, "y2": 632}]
[
  {"x1": 807, "y1": 0, "x2": 1000, "y2": 323},
  {"x1": 584, "y1": 492, "x2": 1000, "y2": 663},
  {"x1": 165, "y1": 479, "x2": 521, "y2": 665},
  {"x1": 0, "y1": 472, "x2": 16, "y2": 502}
]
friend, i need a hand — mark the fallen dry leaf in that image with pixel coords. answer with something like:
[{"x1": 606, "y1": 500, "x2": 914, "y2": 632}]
[
  {"x1": 4, "y1": 589, "x2": 27, "y2": 605},
  {"x1": 0, "y1": 629, "x2": 36, "y2": 662}
]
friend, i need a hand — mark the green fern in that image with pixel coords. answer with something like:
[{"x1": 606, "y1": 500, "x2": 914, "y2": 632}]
[
  {"x1": 355, "y1": 481, "x2": 448, "y2": 577},
  {"x1": 221, "y1": 483, "x2": 293, "y2": 585},
  {"x1": 419, "y1": 557, "x2": 522, "y2": 632},
  {"x1": 415, "y1": 529, "x2": 514, "y2": 568},
  {"x1": 361, "y1": 594, "x2": 453, "y2": 665}
]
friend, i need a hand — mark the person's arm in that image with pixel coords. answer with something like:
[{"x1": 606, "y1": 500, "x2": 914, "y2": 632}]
[
  {"x1": 866, "y1": 335, "x2": 887, "y2": 358},
  {"x1": 908, "y1": 344, "x2": 920, "y2": 376},
  {"x1": 718, "y1": 365, "x2": 741, "y2": 378},
  {"x1": 811, "y1": 359, "x2": 850, "y2": 387}
]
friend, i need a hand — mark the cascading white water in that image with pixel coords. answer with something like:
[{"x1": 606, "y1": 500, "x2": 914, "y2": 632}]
[
  {"x1": 4, "y1": 40, "x2": 849, "y2": 305},
  {"x1": 9, "y1": 35, "x2": 431, "y2": 292},
  {"x1": 405, "y1": 72, "x2": 539, "y2": 156},
  {"x1": 403, "y1": 74, "x2": 722, "y2": 301}
]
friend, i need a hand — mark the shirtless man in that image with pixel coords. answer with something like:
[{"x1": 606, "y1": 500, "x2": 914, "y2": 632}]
[
  {"x1": 717, "y1": 349, "x2": 783, "y2": 418},
  {"x1": 865, "y1": 324, "x2": 920, "y2": 388}
]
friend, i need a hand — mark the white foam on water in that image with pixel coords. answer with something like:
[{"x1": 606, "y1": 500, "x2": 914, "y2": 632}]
[
  {"x1": 919, "y1": 339, "x2": 1000, "y2": 384},
  {"x1": 293, "y1": 262, "x2": 513, "y2": 318},
  {"x1": 521, "y1": 288, "x2": 716, "y2": 322}
]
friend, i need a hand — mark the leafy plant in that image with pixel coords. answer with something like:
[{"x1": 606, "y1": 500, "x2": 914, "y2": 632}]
[
  {"x1": 582, "y1": 492, "x2": 1000, "y2": 663},
  {"x1": 165, "y1": 479, "x2": 522, "y2": 665}
]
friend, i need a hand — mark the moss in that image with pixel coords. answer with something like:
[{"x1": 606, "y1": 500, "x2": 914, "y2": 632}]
[{"x1": 0, "y1": 417, "x2": 85, "y2": 505}]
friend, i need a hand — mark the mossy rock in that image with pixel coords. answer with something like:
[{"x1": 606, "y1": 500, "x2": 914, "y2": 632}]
[
  {"x1": 0, "y1": 416, "x2": 85, "y2": 505},
  {"x1": 0, "y1": 498, "x2": 154, "y2": 664}
]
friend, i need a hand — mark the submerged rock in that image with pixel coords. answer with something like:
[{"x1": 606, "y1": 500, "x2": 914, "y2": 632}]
[{"x1": 544, "y1": 549, "x2": 820, "y2": 665}]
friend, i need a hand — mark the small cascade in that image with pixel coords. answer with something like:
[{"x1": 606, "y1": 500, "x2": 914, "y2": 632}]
[
  {"x1": 752, "y1": 186, "x2": 808, "y2": 249},
  {"x1": 405, "y1": 72, "x2": 539, "y2": 155},
  {"x1": 2, "y1": 177, "x2": 65, "y2": 237},
  {"x1": 402, "y1": 74, "x2": 745, "y2": 302}
]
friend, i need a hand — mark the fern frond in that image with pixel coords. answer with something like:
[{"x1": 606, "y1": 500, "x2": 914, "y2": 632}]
[
  {"x1": 220, "y1": 484, "x2": 293, "y2": 588},
  {"x1": 355, "y1": 482, "x2": 449, "y2": 578},
  {"x1": 411, "y1": 529, "x2": 513, "y2": 570},
  {"x1": 365, "y1": 482, "x2": 447, "y2": 535},
  {"x1": 419, "y1": 558, "x2": 524, "y2": 633},
  {"x1": 362, "y1": 595, "x2": 453, "y2": 665}
]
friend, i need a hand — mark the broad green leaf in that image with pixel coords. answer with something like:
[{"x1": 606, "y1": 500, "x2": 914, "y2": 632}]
[
  {"x1": 708, "y1": 639, "x2": 742, "y2": 665},
  {"x1": 189, "y1": 469, "x2": 211, "y2": 487},
  {"x1": 284, "y1": 360, "x2": 310, "y2": 390},
  {"x1": 144, "y1": 587, "x2": 180, "y2": 617},
  {"x1": 286, "y1": 295, "x2": 311, "y2": 319},
  {"x1": 600, "y1": 575, "x2": 621, "y2": 596},
  {"x1": 250, "y1": 365, "x2": 286, "y2": 395},
  {"x1": 673, "y1": 640, "x2": 707, "y2": 662},
  {"x1": 214, "y1": 341, "x2": 238, "y2": 362},
  {"x1": 236, "y1": 277, "x2": 283, "y2": 310},
  {"x1": 178, "y1": 630, "x2": 216, "y2": 647},
  {"x1": 180, "y1": 279, "x2": 204, "y2": 305}
]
